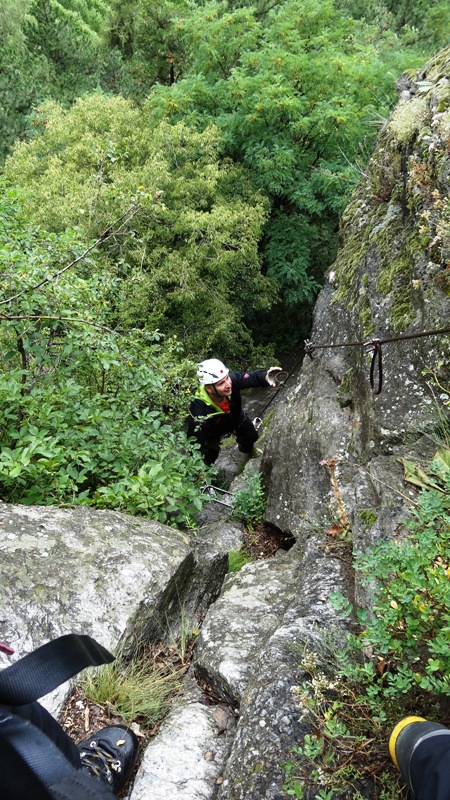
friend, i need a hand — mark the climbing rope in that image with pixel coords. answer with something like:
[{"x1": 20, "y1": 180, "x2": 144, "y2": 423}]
[{"x1": 304, "y1": 326, "x2": 450, "y2": 396}]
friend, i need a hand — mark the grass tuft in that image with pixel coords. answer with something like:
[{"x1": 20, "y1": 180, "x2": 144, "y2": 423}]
[
  {"x1": 228, "y1": 548, "x2": 252, "y2": 572},
  {"x1": 83, "y1": 649, "x2": 184, "y2": 728}
]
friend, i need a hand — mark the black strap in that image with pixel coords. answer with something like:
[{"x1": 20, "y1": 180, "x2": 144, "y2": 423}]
[
  {"x1": 369, "y1": 339, "x2": 383, "y2": 395},
  {"x1": 0, "y1": 710, "x2": 114, "y2": 800},
  {"x1": 0, "y1": 634, "x2": 114, "y2": 705},
  {"x1": 0, "y1": 634, "x2": 115, "y2": 800}
]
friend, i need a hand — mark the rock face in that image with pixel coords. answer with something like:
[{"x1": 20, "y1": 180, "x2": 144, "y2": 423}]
[
  {"x1": 0, "y1": 503, "x2": 225, "y2": 713},
  {"x1": 1, "y1": 48, "x2": 450, "y2": 800},
  {"x1": 263, "y1": 46, "x2": 450, "y2": 593}
]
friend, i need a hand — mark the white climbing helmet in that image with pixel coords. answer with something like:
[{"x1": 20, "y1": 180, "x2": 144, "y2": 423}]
[{"x1": 197, "y1": 358, "x2": 229, "y2": 385}]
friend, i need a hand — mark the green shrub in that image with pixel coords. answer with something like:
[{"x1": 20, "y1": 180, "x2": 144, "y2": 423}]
[
  {"x1": 0, "y1": 347, "x2": 209, "y2": 525},
  {"x1": 282, "y1": 630, "x2": 399, "y2": 799},
  {"x1": 0, "y1": 184, "x2": 211, "y2": 526},
  {"x1": 284, "y1": 451, "x2": 450, "y2": 798},
  {"x1": 232, "y1": 472, "x2": 266, "y2": 526},
  {"x1": 342, "y1": 455, "x2": 450, "y2": 712}
]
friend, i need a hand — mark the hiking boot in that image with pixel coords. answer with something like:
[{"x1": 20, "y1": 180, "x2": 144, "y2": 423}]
[{"x1": 78, "y1": 724, "x2": 139, "y2": 795}]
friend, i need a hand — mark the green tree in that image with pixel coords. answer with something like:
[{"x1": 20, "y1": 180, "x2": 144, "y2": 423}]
[
  {"x1": 0, "y1": 0, "x2": 48, "y2": 159},
  {"x1": 0, "y1": 181, "x2": 208, "y2": 523},
  {"x1": 4, "y1": 94, "x2": 275, "y2": 361},
  {"x1": 144, "y1": 0, "x2": 420, "y2": 340},
  {"x1": 0, "y1": 0, "x2": 35, "y2": 47},
  {"x1": 106, "y1": 0, "x2": 190, "y2": 92},
  {"x1": 335, "y1": 0, "x2": 450, "y2": 49},
  {"x1": 0, "y1": 0, "x2": 127, "y2": 163},
  {"x1": 24, "y1": 0, "x2": 117, "y2": 99}
]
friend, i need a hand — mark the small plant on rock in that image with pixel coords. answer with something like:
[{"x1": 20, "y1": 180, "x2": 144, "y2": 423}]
[
  {"x1": 283, "y1": 631, "x2": 399, "y2": 799},
  {"x1": 83, "y1": 645, "x2": 185, "y2": 729},
  {"x1": 341, "y1": 462, "x2": 450, "y2": 712},
  {"x1": 231, "y1": 472, "x2": 266, "y2": 526},
  {"x1": 228, "y1": 548, "x2": 252, "y2": 572}
]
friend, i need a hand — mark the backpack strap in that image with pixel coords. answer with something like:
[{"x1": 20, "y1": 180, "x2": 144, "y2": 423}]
[
  {"x1": 0, "y1": 709, "x2": 114, "y2": 800},
  {"x1": 0, "y1": 634, "x2": 115, "y2": 800},
  {"x1": 0, "y1": 634, "x2": 114, "y2": 705}
]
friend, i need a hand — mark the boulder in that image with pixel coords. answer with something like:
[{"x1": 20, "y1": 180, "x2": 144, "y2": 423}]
[{"x1": 0, "y1": 503, "x2": 223, "y2": 713}]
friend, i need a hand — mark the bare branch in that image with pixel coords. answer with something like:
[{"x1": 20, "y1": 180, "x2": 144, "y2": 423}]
[
  {"x1": 0, "y1": 205, "x2": 138, "y2": 308},
  {"x1": 0, "y1": 313, "x2": 117, "y2": 334}
]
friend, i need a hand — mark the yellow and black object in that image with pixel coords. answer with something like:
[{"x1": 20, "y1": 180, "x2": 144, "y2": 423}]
[{"x1": 389, "y1": 716, "x2": 450, "y2": 799}]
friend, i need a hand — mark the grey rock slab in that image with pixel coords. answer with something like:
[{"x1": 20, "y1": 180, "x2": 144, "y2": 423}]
[
  {"x1": 217, "y1": 536, "x2": 349, "y2": 800},
  {"x1": 195, "y1": 520, "x2": 244, "y2": 554},
  {"x1": 217, "y1": 621, "x2": 306, "y2": 800},
  {"x1": 0, "y1": 503, "x2": 193, "y2": 712},
  {"x1": 194, "y1": 554, "x2": 299, "y2": 707},
  {"x1": 129, "y1": 676, "x2": 235, "y2": 800}
]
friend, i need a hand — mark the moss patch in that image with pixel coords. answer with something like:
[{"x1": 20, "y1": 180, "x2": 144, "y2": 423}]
[
  {"x1": 358, "y1": 508, "x2": 378, "y2": 528},
  {"x1": 389, "y1": 97, "x2": 429, "y2": 145}
]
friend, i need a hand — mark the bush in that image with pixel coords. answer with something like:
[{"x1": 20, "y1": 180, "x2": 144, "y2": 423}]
[
  {"x1": 0, "y1": 334, "x2": 209, "y2": 525},
  {"x1": 0, "y1": 183, "x2": 212, "y2": 526},
  {"x1": 344, "y1": 454, "x2": 450, "y2": 710},
  {"x1": 231, "y1": 472, "x2": 266, "y2": 526}
]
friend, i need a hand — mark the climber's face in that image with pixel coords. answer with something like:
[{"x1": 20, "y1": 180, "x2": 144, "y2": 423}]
[{"x1": 207, "y1": 374, "x2": 232, "y2": 398}]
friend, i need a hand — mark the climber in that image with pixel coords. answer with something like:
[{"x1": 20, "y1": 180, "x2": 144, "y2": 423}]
[
  {"x1": 0, "y1": 634, "x2": 139, "y2": 800},
  {"x1": 389, "y1": 716, "x2": 450, "y2": 799},
  {"x1": 188, "y1": 358, "x2": 282, "y2": 465}
]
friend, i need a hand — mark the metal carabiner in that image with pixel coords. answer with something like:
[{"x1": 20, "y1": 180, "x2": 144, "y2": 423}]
[
  {"x1": 304, "y1": 340, "x2": 315, "y2": 359},
  {"x1": 369, "y1": 339, "x2": 383, "y2": 395},
  {"x1": 272, "y1": 370, "x2": 289, "y2": 386},
  {"x1": 200, "y1": 484, "x2": 234, "y2": 508}
]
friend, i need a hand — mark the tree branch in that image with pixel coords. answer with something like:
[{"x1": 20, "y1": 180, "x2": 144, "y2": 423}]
[
  {"x1": 0, "y1": 314, "x2": 117, "y2": 334},
  {"x1": 0, "y1": 205, "x2": 138, "y2": 308}
]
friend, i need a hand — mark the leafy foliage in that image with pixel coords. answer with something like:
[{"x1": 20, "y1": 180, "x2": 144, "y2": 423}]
[
  {"x1": 106, "y1": 0, "x2": 191, "y2": 92},
  {"x1": 283, "y1": 633, "x2": 400, "y2": 799},
  {"x1": 335, "y1": 0, "x2": 450, "y2": 50},
  {"x1": 4, "y1": 95, "x2": 275, "y2": 362},
  {"x1": 145, "y1": 0, "x2": 423, "y2": 318},
  {"x1": 2, "y1": 0, "x2": 446, "y2": 352},
  {"x1": 346, "y1": 459, "x2": 450, "y2": 707},
  {"x1": 0, "y1": 0, "x2": 124, "y2": 162},
  {"x1": 232, "y1": 471, "x2": 266, "y2": 525},
  {"x1": 0, "y1": 182, "x2": 209, "y2": 525},
  {"x1": 0, "y1": 35, "x2": 50, "y2": 159},
  {"x1": 0, "y1": 0, "x2": 35, "y2": 48}
]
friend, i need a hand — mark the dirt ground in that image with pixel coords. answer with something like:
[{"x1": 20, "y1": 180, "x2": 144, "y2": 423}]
[{"x1": 242, "y1": 521, "x2": 295, "y2": 560}]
